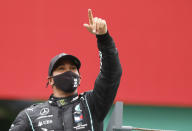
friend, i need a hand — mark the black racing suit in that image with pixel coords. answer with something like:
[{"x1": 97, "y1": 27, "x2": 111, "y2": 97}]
[{"x1": 9, "y1": 32, "x2": 122, "y2": 131}]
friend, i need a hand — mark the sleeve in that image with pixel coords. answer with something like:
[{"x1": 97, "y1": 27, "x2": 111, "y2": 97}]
[
  {"x1": 9, "y1": 110, "x2": 32, "y2": 131},
  {"x1": 86, "y1": 31, "x2": 123, "y2": 121}
]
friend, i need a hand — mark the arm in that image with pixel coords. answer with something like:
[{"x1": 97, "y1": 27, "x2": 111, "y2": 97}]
[
  {"x1": 9, "y1": 110, "x2": 32, "y2": 131},
  {"x1": 93, "y1": 32, "x2": 122, "y2": 121},
  {"x1": 84, "y1": 9, "x2": 122, "y2": 121}
]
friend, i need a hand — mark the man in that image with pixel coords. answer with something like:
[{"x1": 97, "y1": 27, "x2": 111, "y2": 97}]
[{"x1": 9, "y1": 9, "x2": 122, "y2": 131}]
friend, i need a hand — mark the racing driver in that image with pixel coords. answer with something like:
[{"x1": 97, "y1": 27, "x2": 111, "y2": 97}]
[{"x1": 9, "y1": 9, "x2": 122, "y2": 131}]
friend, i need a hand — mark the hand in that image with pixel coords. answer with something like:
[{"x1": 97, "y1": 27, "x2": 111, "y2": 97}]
[{"x1": 83, "y1": 9, "x2": 107, "y2": 35}]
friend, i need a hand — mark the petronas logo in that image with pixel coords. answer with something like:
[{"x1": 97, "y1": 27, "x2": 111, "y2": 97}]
[{"x1": 59, "y1": 99, "x2": 65, "y2": 105}]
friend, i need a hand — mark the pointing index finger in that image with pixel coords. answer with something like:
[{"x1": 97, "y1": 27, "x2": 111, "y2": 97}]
[{"x1": 88, "y1": 9, "x2": 94, "y2": 25}]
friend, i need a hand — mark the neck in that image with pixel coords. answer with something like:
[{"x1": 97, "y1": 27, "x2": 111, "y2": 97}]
[{"x1": 53, "y1": 86, "x2": 77, "y2": 98}]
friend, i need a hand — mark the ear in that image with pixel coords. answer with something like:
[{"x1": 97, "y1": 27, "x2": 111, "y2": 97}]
[
  {"x1": 48, "y1": 77, "x2": 54, "y2": 86},
  {"x1": 79, "y1": 75, "x2": 81, "y2": 85}
]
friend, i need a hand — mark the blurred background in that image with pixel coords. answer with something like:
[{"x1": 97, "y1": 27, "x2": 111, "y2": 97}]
[{"x1": 0, "y1": 0, "x2": 192, "y2": 130}]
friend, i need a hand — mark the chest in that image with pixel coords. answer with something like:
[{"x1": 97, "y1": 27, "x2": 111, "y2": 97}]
[{"x1": 30, "y1": 101, "x2": 92, "y2": 131}]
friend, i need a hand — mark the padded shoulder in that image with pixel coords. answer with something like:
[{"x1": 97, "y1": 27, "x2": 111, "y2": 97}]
[{"x1": 79, "y1": 90, "x2": 93, "y2": 98}]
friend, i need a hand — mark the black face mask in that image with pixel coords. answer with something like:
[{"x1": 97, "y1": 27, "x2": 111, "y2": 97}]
[{"x1": 52, "y1": 71, "x2": 80, "y2": 93}]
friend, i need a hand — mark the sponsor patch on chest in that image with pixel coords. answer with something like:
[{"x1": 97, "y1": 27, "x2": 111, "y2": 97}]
[
  {"x1": 73, "y1": 123, "x2": 88, "y2": 130},
  {"x1": 38, "y1": 119, "x2": 53, "y2": 127}
]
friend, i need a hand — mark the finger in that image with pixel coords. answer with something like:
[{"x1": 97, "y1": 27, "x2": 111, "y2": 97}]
[
  {"x1": 83, "y1": 23, "x2": 89, "y2": 28},
  {"x1": 101, "y1": 20, "x2": 106, "y2": 29},
  {"x1": 88, "y1": 9, "x2": 94, "y2": 25},
  {"x1": 93, "y1": 17, "x2": 98, "y2": 33},
  {"x1": 98, "y1": 18, "x2": 104, "y2": 33},
  {"x1": 102, "y1": 20, "x2": 107, "y2": 33},
  {"x1": 83, "y1": 23, "x2": 92, "y2": 32},
  {"x1": 96, "y1": 18, "x2": 102, "y2": 32},
  {"x1": 104, "y1": 20, "x2": 107, "y2": 29},
  {"x1": 103, "y1": 20, "x2": 106, "y2": 25}
]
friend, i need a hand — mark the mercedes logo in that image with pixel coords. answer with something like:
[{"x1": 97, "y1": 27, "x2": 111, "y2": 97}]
[{"x1": 40, "y1": 108, "x2": 49, "y2": 115}]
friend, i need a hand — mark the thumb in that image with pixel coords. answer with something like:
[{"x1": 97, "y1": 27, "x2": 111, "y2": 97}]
[
  {"x1": 83, "y1": 24, "x2": 95, "y2": 34},
  {"x1": 83, "y1": 23, "x2": 93, "y2": 33},
  {"x1": 83, "y1": 23, "x2": 90, "y2": 29}
]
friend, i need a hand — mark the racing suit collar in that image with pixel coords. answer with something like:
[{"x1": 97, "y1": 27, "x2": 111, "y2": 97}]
[{"x1": 48, "y1": 94, "x2": 79, "y2": 107}]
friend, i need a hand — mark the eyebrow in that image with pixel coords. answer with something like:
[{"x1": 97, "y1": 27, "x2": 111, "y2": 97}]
[{"x1": 57, "y1": 64, "x2": 76, "y2": 68}]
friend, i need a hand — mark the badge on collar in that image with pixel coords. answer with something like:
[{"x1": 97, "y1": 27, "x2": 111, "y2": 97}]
[
  {"x1": 74, "y1": 104, "x2": 83, "y2": 123},
  {"x1": 75, "y1": 104, "x2": 81, "y2": 112},
  {"x1": 59, "y1": 99, "x2": 66, "y2": 106}
]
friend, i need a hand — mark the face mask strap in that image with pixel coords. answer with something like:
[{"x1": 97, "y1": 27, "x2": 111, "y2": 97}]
[
  {"x1": 46, "y1": 76, "x2": 54, "y2": 88},
  {"x1": 45, "y1": 81, "x2": 49, "y2": 88}
]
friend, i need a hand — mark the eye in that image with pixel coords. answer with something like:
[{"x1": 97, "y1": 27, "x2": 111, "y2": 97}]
[{"x1": 58, "y1": 67, "x2": 65, "y2": 70}]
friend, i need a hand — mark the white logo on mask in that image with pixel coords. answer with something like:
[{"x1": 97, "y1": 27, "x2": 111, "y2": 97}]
[{"x1": 74, "y1": 78, "x2": 78, "y2": 87}]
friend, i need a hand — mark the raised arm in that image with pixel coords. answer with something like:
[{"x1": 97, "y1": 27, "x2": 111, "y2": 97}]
[{"x1": 83, "y1": 9, "x2": 122, "y2": 121}]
